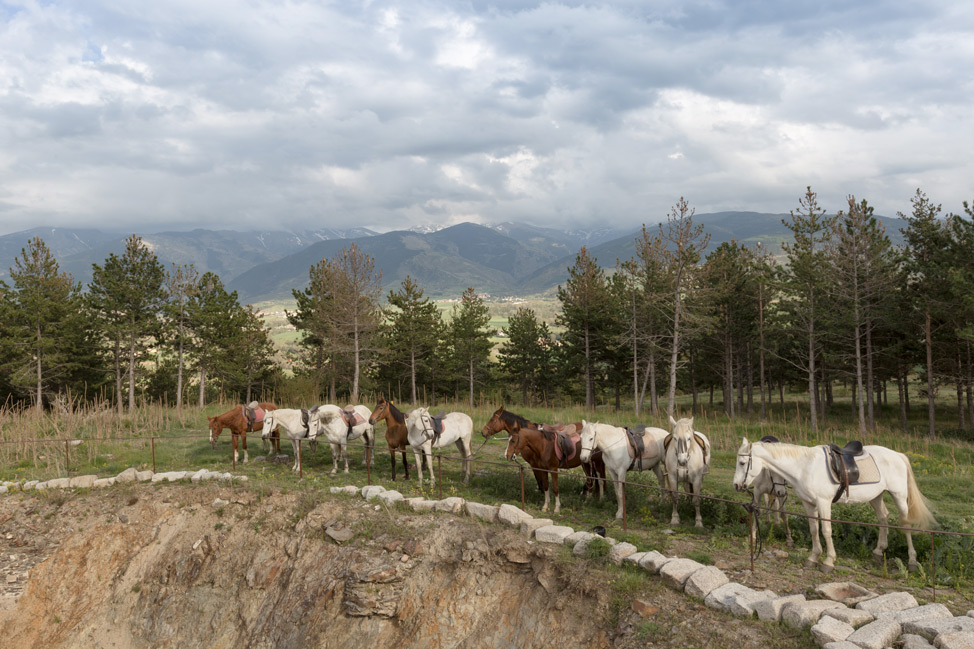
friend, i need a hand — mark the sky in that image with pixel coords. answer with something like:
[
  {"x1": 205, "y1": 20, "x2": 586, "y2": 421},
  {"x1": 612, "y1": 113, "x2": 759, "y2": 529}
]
[{"x1": 1, "y1": 1, "x2": 972, "y2": 237}]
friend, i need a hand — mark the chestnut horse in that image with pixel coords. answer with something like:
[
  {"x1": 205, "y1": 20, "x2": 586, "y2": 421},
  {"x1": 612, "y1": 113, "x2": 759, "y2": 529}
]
[
  {"x1": 481, "y1": 406, "x2": 606, "y2": 498},
  {"x1": 506, "y1": 421, "x2": 571, "y2": 513},
  {"x1": 207, "y1": 402, "x2": 279, "y2": 464},
  {"x1": 369, "y1": 398, "x2": 430, "y2": 481}
]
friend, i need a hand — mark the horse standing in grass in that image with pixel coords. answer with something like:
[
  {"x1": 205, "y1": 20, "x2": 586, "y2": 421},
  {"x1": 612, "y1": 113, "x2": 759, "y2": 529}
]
[
  {"x1": 578, "y1": 420, "x2": 669, "y2": 520},
  {"x1": 260, "y1": 408, "x2": 312, "y2": 472},
  {"x1": 405, "y1": 407, "x2": 473, "y2": 489},
  {"x1": 369, "y1": 398, "x2": 423, "y2": 481},
  {"x1": 307, "y1": 404, "x2": 375, "y2": 474},
  {"x1": 733, "y1": 437, "x2": 936, "y2": 572},
  {"x1": 481, "y1": 406, "x2": 606, "y2": 498},
  {"x1": 662, "y1": 416, "x2": 710, "y2": 528},
  {"x1": 746, "y1": 435, "x2": 793, "y2": 547},
  {"x1": 504, "y1": 421, "x2": 569, "y2": 513},
  {"x1": 207, "y1": 402, "x2": 279, "y2": 464}
]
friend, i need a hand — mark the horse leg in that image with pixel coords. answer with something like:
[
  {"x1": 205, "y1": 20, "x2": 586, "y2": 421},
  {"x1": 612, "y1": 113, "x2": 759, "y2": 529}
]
[
  {"x1": 668, "y1": 471, "x2": 681, "y2": 526},
  {"x1": 890, "y1": 490, "x2": 919, "y2": 571},
  {"x1": 552, "y1": 470, "x2": 560, "y2": 514},
  {"x1": 692, "y1": 474, "x2": 703, "y2": 528},
  {"x1": 779, "y1": 491, "x2": 793, "y2": 547},
  {"x1": 426, "y1": 444, "x2": 436, "y2": 490},
  {"x1": 242, "y1": 432, "x2": 249, "y2": 464},
  {"x1": 389, "y1": 450, "x2": 397, "y2": 481},
  {"x1": 412, "y1": 447, "x2": 424, "y2": 487},
  {"x1": 869, "y1": 495, "x2": 890, "y2": 565},
  {"x1": 818, "y1": 500, "x2": 836, "y2": 573},
  {"x1": 291, "y1": 439, "x2": 300, "y2": 472},
  {"x1": 342, "y1": 441, "x2": 350, "y2": 473},
  {"x1": 612, "y1": 468, "x2": 626, "y2": 520},
  {"x1": 653, "y1": 464, "x2": 665, "y2": 501},
  {"x1": 401, "y1": 449, "x2": 410, "y2": 480},
  {"x1": 232, "y1": 434, "x2": 238, "y2": 466},
  {"x1": 454, "y1": 437, "x2": 470, "y2": 484},
  {"x1": 802, "y1": 500, "x2": 823, "y2": 569},
  {"x1": 330, "y1": 443, "x2": 340, "y2": 474}
]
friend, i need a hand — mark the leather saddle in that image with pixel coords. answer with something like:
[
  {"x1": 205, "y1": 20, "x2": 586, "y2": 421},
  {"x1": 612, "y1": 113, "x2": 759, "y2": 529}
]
[
  {"x1": 826, "y1": 441, "x2": 864, "y2": 502},
  {"x1": 341, "y1": 406, "x2": 367, "y2": 437},
  {"x1": 243, "y1": 405, "x2": 265, "y2": 432},
  {"x1": 626, "y1": 425, "x2": 647, "y2": 471},
  {"x1": 553, "y1": 432, "x2": 578, "y2": 468},
  {"x1": 427, "y1": 411, "x2": 447, "y2": 438}
]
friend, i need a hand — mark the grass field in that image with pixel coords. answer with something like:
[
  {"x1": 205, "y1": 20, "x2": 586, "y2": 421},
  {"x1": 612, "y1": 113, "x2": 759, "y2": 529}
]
[{"x1": 3, "y1": 391, "x2": 974, "y2": 594}]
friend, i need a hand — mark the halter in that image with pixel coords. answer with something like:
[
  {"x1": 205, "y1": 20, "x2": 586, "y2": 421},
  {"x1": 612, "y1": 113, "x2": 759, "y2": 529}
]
[
  {"x1": 737, "y1": 446, "x2": 755, "y2": 488},
  {"x1": 417, "y1": 411, "x2": 436, "y2": 441},
  {"x1": 505, "y1": 429, "x2": 522, "y2": 461}
]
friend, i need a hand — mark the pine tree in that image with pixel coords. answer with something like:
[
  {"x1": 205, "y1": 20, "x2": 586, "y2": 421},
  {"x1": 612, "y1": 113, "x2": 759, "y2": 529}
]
[
  {"x1": 382, "y1": 276, "x2": 443, "y2": 403},
  {"x1": 328, "y1": 243, "x2": 382, "y2": 403},
  {"x1": 164, "y1": 263, "x2": 199, "y2": 408},
  {"x1": 287, "y1": 258, "x2": 337, "y2": 397},
  {"x1": 187, "y1": 272, "x2": 242, "y2": 406},
  {"x1": 497, "y1": 306, "x2": 552, "y2": 405},
  {"x1": 448, "y1": 287, "x2": 494, "y2": 409}
]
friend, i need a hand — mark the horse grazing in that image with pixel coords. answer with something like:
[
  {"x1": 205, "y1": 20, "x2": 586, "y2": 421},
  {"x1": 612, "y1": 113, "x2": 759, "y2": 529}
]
[
  {"x1": 405, "y1": 407, "x2": 473, "y2": 489},
  {"x1": 369, "y1": 398, "x2": 421, "y2": 481},
  {"x1": 578, "y1": 420, "x2": 668, "y2": 519},
  {"x1": 260, "y1": 408, "x2": 312, "y2": 472},
  {"x1": 307, "y1": 404, "x2": 375, "y2": 474},
  {"x1": 505, "y1": 421, "x2": 570, "y2": 513},
  {"x1": 733, "y1": 437, "x2": 936, "y2": 573},
  {"x1": 207, "y1": 402, "x2": 279, "y2": 464},
  {"x1": 662, "y1": 416, "x2": 711, "y2": 528},
  {"x1": 482, "y1": 406, "x2": 606, "y2": 498}
]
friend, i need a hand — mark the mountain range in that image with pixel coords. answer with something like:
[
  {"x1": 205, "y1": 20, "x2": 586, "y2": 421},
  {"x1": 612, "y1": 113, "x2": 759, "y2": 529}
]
[{"x1": 0, "y1": 213, "x2": 908, "y2": 303}]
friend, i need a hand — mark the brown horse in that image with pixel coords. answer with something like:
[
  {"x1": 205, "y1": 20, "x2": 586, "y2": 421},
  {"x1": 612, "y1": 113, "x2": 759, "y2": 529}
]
[
  {"x1": 506, "y1": 421, "x2": 569, "y2": 513},
  {"x1": 207, "y1": 402, "x2": 279, "y2": 464},
  {"x1": 368, "y1": 398, "x2": 411, "y2": 481},
  {"x1": 481, "y1": 406, "x2": 606, "y2": 498}
]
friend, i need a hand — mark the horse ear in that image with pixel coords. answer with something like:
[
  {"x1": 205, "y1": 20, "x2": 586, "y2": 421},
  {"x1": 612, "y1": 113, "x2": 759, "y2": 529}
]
[
  {"x1": 688, "y1": 417, "x2": 694, "y2": 428},
  {"x1": 668, "y1": 415, "x2": 678, "y2": 427},
  {"x1": 742, "y1": 436, "x2": 749, "y2": 445}
]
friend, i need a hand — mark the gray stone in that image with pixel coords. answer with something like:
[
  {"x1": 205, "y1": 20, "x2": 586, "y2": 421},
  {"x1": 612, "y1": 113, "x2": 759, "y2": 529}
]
[
  {"x1": 534, "y1": 525, "x2": 574, "y2": 544},
  {"x1": 823, "y1": 607, "x2": 875, "y2": 629},
  {"x1": 521, "y1": 518, "x2": 554, "y2": 538},
  {"x1": 705, "y1": 583, "x2": 754, "y2": 613},
  {"x1": 727, "y1": 589, "x2": 778, "y2": 618},
  {"x1": 754, "y1": 594, "x2": 806, "y2": 623},
  {"x1": 115, "y1": 468, "x2": 138, "y2": 483},
  {"x1": 434, "y1": 497, "x2": 465, "y2": 513},
  {"x1": 846, "y1": 619, "x2": 902, "y2": 649},
  {"x1": 34, "y1": 481, "x2": 49, "y2": 491},
  {"x1": 901, "y1": 634, "x2": 936, "y2": 649},
  {"x1": 498, "y1": 503, "x2": 532, "y2": 526},
  {"x1": 659, "y1": 558, "x2": 704, "y2": 590},
  {"x1": 465, "y1": 502, "x2": 499, "y2": 522},
  {"x1": 811, "y1": 614, "x2": 856, "y2": 646},
  {"x1": 856, "y1": 591, "x2": 918, "y2": 615},
  {"x1": 815, "y1": 582, "x2": 879, "y2": 606},
  {"x1": 609, "y1": 542, "x2": 638, "y2": 564},
  {"x1": 878, "y1": 603, "x2": 953, "y2": 625},
  {"x1": 684, "y1": 566, "x2": 729, "y2": 599},
  {"x1": 361, "y1": 485, "x2": 387, "y2": 501},
  {"x1": 409, "y1": 499, "x2": 438, "y2": 512},
  {"x1": 46, "y1": 478, "x2": 70, "y2": 489},
  {"x1": 151, "y1": 471, "x2": 187, "y2": 483},
  {"x1": 934, "y1": 631, "x2": 974, "y2": 649},
  {"x1": 216, "y1": 472, "x2": 234, "y2": 482},
  {"x1": 92, "y1": 478, "x2": 114, "y2": 488},
  {"x1": 905, "y1": 617, "x2": 974, "y2": 641},
  {"x1": 325, "y1": 526, "x2": 354, "y2": 543},
  {"x1": 782, "y1": 600, "x2": 849, "y2": 629},
  {"x1": 212, "y1": 498, "x2": 229, "y2": 507},
  {"x1": 823, "y1": 643, "x2": 863, "y2": 649},
  {"x1": 191, "y1": 469, "x2": 210, "y2": 483},
  {"x1": 135, "y1": 470, "x2": 153, "y2": 482},
  {"x1": 0, "y1": 486, "x2": 8, "y2": 494},
  {"x1": 572, "y1": 536, "x2": 608, "y2": 557},
  {"x1": 338, "y1": 486, "x2": 360, "y2": 495},
  {"x1": 623, "y1": 551, "x2": 648, "y2": 566},
  {"x1": 637, "y1": 551, "x2": 674, "y2": 574},
  {"x1": 377, "y1": 490, "x2": 404, "y2": 506},
  {"x1": 22, "y1": 481, "x2": 38, "y2": 490},
  {"x1": 563, "y1": 531, "x2": 597, "y2": 547}
]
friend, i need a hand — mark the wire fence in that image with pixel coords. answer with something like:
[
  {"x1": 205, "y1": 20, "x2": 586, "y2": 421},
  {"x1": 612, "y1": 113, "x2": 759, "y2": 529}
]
[{"x1": 2, "y1": 430, "x2": 972, "y2": 603}]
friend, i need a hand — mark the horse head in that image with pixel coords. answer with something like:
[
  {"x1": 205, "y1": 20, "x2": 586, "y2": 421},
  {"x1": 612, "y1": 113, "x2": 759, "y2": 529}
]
[
  {"x1": 668, "y1": 415, "x2": 695, "y2": 468},
  {"x1": 208, "y1": 416, "x2": 220, "y2": 448},
  {"x1": 369, "y1": 398, "x2": 388, "y2": 425},
  {"x1": 481, "y1": 406, "x2": 505, "y2": 438},
  {"x1": 733, "y1": 436, "x2": 759, "y2": 491},
  {"x1": 578, "y1": 420, "x2": 598, "y2": 464},
  {"x1": 505, "y1": 420, "x2": 524, "y2": 461},
  {"x1": 260, "y1": 412, "x2": 277, "y2": 440}
]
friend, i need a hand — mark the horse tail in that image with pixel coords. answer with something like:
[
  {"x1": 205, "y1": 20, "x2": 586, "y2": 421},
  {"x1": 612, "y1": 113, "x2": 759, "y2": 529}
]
[{"x1": 902, "y1": 454, "x2": 936, "y2": 529}]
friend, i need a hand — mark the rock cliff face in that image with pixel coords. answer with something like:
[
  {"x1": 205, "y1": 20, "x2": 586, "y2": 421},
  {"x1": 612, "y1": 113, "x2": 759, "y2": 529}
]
[{"x1": 0, "y1": 486, "x2": 611, "y2": 649}]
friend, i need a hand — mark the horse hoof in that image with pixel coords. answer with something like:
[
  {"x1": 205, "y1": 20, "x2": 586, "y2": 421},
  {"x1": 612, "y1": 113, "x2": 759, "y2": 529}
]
[
  {"x1": 804, "y1": 559, "x2": 817, "y2": 570},
  {"x1": 786, "y1": 540, "x2": 795, "y2": 549},
  {"x1": 908, "y1": 562, "x2": 919, "y2": 573},
  {"x1": 695, "y1": 521, "x2": 703, "y2": 529},
  {"x1": 872, "y1": 552, "x2": 884, "y2": 565},
  {"x1": 819, "y1": 564, "x2": 834, "y2": 574}
]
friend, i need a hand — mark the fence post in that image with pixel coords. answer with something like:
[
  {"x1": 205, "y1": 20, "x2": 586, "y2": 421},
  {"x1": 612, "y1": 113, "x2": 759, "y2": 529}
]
[
  {"x1": 749, "y1": 508, "x2": 755, "y2": 573},
  {"x1": 298, "y1": 438, "x2": 303, "y2": 478},
  {"x1": 622, "y1": 479, "x2": 627, "y2": 531},
  {"x1": 151, "y1": 435, "x2": 156, "y2": 473},
  {"x1": 65, "y1": 439, "x2": 70, "y2": 477},
  {"x1": 367, "y1": 441, "x2": 372, "y2": 485},
  {"x1": 437, "y1": 455, "x2": 442, "y2": 500},
  {"x1": 931, "y1": 530, "x2": 937, "y2": 602}
]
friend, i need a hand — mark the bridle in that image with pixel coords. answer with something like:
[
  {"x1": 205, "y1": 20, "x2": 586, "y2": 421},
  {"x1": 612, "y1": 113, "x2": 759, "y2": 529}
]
[{"x1": 736, "y1": 445, "x2": 755, "y2": 492}]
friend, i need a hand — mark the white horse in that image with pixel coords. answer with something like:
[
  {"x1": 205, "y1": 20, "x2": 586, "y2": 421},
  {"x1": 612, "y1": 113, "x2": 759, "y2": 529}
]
[
  {"x1": 662, "y1": 416, "x2": 710, "y2": 528},
  {"x1": 747, "y1": 436, "x2": 792, "y2": 547},
  {"x1": 307, "y1": 404, "x2": 375, "y2": 474},
  {"x1": 260, "y1": 408, "x2": 311, "y2": 472},
  {"x1": 733, "y1": 437, "x2": 936, "y2": 572},
  {"x1": 578, "y1": 420, "x2": 668, "y2": 520},
  {"x1": 404, "y1": 407, "x2": 474, "y2": 489}
]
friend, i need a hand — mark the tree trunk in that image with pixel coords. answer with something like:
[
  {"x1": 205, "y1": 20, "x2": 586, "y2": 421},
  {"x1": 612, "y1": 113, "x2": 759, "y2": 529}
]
[
  {"x1": 865, "y1": 317, "x2": 875, "y2": 430},
  {"x1": 128, "y1": 332, "x2": 137, "y2": 413},
  {"x1": 666, "y1": 292, "x2": 682, "y2": 418},
  {"x1": 35, "y1": 323, "x2": 43, "y2": 413},
  {"x1": 897, "y1": 374, "x2": 907, "y2": 432},
  {"x1": 584, "y1": 326, "x2": 593, "y2": 409},
  {"x1": 114, "y1": 339, "x2": 123, "y2": 415},
  {"x1": 352, "y1": 318, "x2": 360, "y2": 403},
  {"x1": 854, "y1": 318, "x2": 866, "y2": 436},
  {"x1": 410, "y1": 349, "x2": 417, "y2": 404},
  {"x1": 198, "y1": 365, "x2": 206, "y2": 408},
  {"x1": 758, "y1": 284, "x2": 767, "y2": 420},
  {"x1": 808, "y1": 304, "x2": 818, "y2": 432},
  {"x1": 925, "y1": 310, "x2": 935, "y2": 437},
  {"x1": 176, "y1": 335, "x2": 184, "y2": 409},
  {"x1": 469, "y1": 357, "x2": 475, "y2": 410}
]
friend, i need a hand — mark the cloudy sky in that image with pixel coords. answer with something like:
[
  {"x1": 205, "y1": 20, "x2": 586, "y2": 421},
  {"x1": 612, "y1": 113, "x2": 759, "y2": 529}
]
[{"x1": 1, "y1": 1, "x2": 972, "y2": 237}]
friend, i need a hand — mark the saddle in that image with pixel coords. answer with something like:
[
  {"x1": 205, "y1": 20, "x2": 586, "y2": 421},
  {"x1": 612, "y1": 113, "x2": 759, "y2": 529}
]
[
  {"x1": 626, "y1": 426, "x2": 647, "y2": 471},
  {"x1": 300, "y1": 408, "x2": 312, "y2": 436},
  {"x1": 553, "y1": 431, "x2": 579, "y2": 468},
  {"x1": 540, "y1": 422, "x2": 577, "y2": 436},
  {"x1": 341, "y1": 406, "x2": 366, "y2": 438},
  {"x1": 826, "y1": 441, "x2": 864, "y2": 502},
  {"x1": 243, "y1": 405, "x2": 266, "y2": 432},
  {"x1": 428, "y1": 410, "x2": 447, "y2": 437}
]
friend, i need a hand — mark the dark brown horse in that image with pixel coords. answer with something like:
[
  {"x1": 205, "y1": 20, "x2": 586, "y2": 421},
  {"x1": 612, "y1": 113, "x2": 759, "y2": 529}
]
[
  {"x1": 506, "y1": 421, "x2": 568, "y2": 513},
  {"x1": 481, "y1": 406, "x2": 606, "y2": 498},
  {"x1": 207, "y1": 402, "x2": 279, "y2": 464},
  {"x1": 368, "y1": 397, "x2": 416, "y2": 481}
]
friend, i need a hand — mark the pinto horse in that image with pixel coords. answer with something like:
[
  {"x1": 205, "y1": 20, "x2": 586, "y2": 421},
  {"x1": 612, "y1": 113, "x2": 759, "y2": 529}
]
[
  {"x1": 369, "y1": 398, "x2": 431, "y2": 481},
  {"x1": 481, "y1": 406, "x2": 606, "y2": 498},
  {"x1": 207, "y1": 402, "x2": 279, "y2": 464}
]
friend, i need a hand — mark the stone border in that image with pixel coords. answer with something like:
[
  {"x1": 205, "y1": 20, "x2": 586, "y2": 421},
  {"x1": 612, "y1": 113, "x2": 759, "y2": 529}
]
[
  {"x1": 4, "y1": 472, "x2": 966, "y2": 649},
  {"x1": 334, "y1": 484, "x2": 971, "y2": 649}
]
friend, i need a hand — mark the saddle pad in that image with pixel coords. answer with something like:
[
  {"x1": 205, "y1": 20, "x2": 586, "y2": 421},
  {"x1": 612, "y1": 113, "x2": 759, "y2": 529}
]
[
  {"x1": 342, "y1": 410, "x2": 366, "y2": 427},
  {"x1": 553, "y1": 432, "x2": 579, "y2": 464},
  {"x1": 242, "y1": 406, "x2": 266, "y2": 426},
  {"x1": 824, "y1": 448, "x2": 881, "y2": 485}
]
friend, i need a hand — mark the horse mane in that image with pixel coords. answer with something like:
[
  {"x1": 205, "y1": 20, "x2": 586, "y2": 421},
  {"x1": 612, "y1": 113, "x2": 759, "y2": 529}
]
[
  {"x1": 387, "y1": 401, "x2": 405, "y2": 424},
  {"x1": 757, "y1": 441, "x2": 817, "y2": 460},
  {"x1": 500, "y1": 408, "x2": 533, "y2": 430}
]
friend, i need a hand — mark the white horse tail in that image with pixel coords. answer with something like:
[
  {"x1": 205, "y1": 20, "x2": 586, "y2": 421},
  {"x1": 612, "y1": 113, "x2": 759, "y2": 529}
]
[{"x1": 903, "y1": 455, "x2": 936, "y2": 530}]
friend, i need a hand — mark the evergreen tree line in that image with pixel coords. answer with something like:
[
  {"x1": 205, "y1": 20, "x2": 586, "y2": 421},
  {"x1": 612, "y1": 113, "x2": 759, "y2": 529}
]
[
  {"x1": 0, "y1": 235, "x2": 277, "y2": 412},
  {"x1": 3, "y1": 185, "x2": 971, "y2": 441}
]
